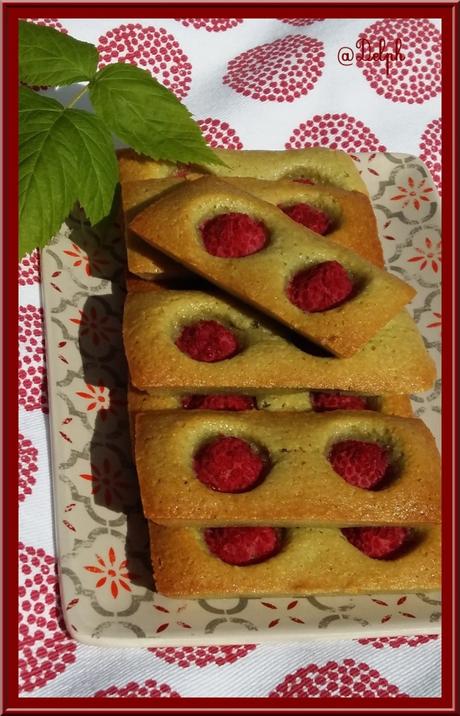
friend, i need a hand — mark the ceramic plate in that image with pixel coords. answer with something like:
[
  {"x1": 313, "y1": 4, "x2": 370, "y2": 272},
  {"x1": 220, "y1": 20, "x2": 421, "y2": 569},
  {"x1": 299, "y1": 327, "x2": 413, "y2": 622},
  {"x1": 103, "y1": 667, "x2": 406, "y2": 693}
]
[{"x1": 42, "y1": 152, "x2": 441, "y2": 647}]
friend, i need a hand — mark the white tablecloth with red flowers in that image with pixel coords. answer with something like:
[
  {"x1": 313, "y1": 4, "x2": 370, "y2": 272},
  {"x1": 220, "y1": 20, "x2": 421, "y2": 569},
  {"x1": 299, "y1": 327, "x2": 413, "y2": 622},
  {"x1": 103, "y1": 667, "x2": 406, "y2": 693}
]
[{"x1": 19, "y1": 16, "x2": 441, "y2": 699}]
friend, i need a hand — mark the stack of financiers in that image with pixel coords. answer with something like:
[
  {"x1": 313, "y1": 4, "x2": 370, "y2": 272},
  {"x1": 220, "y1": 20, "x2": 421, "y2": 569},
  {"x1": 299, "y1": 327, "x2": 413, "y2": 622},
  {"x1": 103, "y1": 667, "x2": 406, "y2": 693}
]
[{"x1": 120, "y1": 147, "x2": 441, "y2": 599}]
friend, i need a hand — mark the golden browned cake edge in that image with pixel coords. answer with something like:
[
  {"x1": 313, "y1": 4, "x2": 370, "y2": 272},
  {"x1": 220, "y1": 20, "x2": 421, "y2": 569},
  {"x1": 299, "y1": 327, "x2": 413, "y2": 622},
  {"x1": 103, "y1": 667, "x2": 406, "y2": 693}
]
[
  {"x1": 122, "y1": 177, "x2": 384, "y2": 278},
  {"x1": 129, "y1": 176, "x2": 415, "y2": 357},
  {"x1": 148, "y1": 523, "x2": 440, "y2": 598},
  {"x1": 121, "y1": 178, "x2": 187, "y2": 279},
  {"x1": 135, "y1": 410, "x2": 440, "y2": 527},
  {"x1": 123, "y1": 289, "x2": 436, "y2": 395},
  {"x1": 117, "y1": 147, "x2": 369, "y2": 194}
]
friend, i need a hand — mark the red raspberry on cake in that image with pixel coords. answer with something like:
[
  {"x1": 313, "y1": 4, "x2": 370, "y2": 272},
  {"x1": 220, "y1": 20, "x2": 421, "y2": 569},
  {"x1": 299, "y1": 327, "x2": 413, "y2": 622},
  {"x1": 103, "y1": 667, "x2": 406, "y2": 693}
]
[
  {"x1": 182, "y1": 394, "x2": 256, "y2": 411},
  {"x1": 204, "y1": 526, "x2": 283, "y2": 565},
  {"x1": 176, "y1": 320, "x2": 239, "y2": 362},
  {"x1": 342, "y1": 526, "x2": 410, "y2": 559},
  {"x1": 311, "y1": 391, "x2": 369, "y2": 412},
  {"x1": 329, "y1": 440, "x2": 390, "y2": 489},
  {"x1": 287, "y1": 260, "x2": 353, "y2": 312},
  {"x1": 281, "y1": 203, "x2": 332, "y2": 235},
  {"x1": 201, "y1": 213, "x2": 268, "y2": 257},
  {"x1": 194, "y1": 436, "x2": 269, "y2": 493}
]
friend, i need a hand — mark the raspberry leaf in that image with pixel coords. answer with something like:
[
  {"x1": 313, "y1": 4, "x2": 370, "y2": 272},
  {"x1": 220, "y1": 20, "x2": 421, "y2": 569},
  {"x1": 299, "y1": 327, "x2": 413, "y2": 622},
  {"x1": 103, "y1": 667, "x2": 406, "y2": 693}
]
[
  {"x1": 19, "y1": 87, "x2": 117, "y2": 257},
  {"x1": 89, "y1": 63, "x2": 223, "y2": 166},
  {"x1": 62, "y1": 108, "x2": 118, "y2": 226},
  {"x1": 19, "y1": 88, "x2": 77, "y2": 257},
  {"x1": 19, "y1": 20, "x2": 98, "y2": 86}
]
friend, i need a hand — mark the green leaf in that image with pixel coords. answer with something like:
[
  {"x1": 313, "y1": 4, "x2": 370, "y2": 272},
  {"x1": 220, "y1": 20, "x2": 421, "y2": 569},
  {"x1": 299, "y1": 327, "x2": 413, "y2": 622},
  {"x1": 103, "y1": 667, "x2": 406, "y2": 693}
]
[
  {"x1": 19, "y1": 20, "x2": 98, "y2": 86},
  {"x1": 89, "y1": 62, "x2": 223, "y2": 166},
  {"x1": 19, "y1": 88, "x2": 78, "y2": 256},
  {"x1": 63, "y1": 109, "x2": 118, "y2": 225},
  {"x1": 19, "y1": 87, "x2": 117, "y2": 257}
]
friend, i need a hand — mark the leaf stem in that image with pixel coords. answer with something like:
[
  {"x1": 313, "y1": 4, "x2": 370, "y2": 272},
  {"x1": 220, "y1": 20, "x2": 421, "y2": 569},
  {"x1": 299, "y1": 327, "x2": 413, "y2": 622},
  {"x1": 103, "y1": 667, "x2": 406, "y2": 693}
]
[{"x1": 66, "y1": 84, "x2": 88, "y2": 108}]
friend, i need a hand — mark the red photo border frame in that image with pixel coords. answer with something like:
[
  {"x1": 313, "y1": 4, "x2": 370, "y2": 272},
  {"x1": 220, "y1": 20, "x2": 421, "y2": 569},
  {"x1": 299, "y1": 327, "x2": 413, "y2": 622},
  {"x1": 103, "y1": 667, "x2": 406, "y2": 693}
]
[{"x1": 3, "y1": 2, "x2": 458, "y2": 713}]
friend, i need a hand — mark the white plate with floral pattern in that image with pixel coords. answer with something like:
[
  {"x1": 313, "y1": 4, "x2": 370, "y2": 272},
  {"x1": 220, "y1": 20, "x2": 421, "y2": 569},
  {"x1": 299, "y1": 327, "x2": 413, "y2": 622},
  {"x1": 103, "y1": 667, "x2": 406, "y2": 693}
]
[{"x1": 42, "y1": 152, "x2": 441, "y2": 647}]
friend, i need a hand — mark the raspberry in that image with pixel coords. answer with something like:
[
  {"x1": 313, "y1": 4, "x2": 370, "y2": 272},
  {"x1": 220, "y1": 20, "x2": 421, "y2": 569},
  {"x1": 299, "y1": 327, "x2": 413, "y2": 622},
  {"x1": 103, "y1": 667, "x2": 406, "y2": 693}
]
[
  {"x1": 287, "y1": 261, "x2": 353, "y2": 312},
  {"x1": 341, "y1": 527, "x2": 410, "y2": 559},
  {"x1": 182, "y1": 394, "x2": 256, "y2": 411},
  {"x1": 281, "y1": 202, "x2": 332, "y2": 235},
  {"x1": 311, "y1": 392, "x2": 369, "y2": 412},
  {"x1": 176, "y1": 321, "x2": 239, "y2": 362},
  {"x1": 194, "y1": 436, "x2": 269, "y2": 493},
  {"x1": 329, "y1": 440, "x2": 390, "y2": 489},
  {"x1": 292, "y1": 178, "x2": 315, "y2": 185},
  {"x1": 204, "y1": 526, "x2": 282, "y2": 565},
  {"x1": 201, "y1": 213, "x2": 268, "y2": 257}
]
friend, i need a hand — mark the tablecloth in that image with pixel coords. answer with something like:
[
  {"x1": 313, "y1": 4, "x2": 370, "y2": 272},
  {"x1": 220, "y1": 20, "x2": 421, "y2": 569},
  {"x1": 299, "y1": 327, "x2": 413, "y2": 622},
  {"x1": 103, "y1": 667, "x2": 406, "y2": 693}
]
[{"x1": 19, "y1": 16, "x2": 442, "y2": 699}]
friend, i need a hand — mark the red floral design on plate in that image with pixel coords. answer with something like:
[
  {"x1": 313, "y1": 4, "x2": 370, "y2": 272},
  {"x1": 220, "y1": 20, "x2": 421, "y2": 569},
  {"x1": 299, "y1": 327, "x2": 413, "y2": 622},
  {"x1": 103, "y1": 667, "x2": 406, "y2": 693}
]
[
  {"x1": 95, "y1": 679, "x2": 180, "y2": 698},
  {"x1": 358, "y1": 634, "x2": 438, "y2": 649},
  {"x1": 59, "y1": 415, "x2": 75, "y2": 445},
  {"x1": 356, "y1": 19, "x2": 441, "y2": 104},
  {"x1": 419, "y1": 118, "x2": 441, "y2": 194},
  {"x1": 98, "y1": 23, "x2": 192, "y2": 99},
  {"x1": 391, "y1": 176, "x2": 434, "y2": 211},
  {"x1": 224, "y1": 34, "x2": 325, "y2": 103},
  {"x1": 197, "y1": 118, "x2": 243, "y2": 150},
  {"x1": 19, "y1": 543, "x2": 77, "y2": 693},
  {"x1": 286, "y1": 113, "x2": 386, "y2": 152},
  {"x1": 18, "y1": 305, "x2": 48, "y2": 414},
  {"x1": 19, "y1": 249, "x2": 40, "y2": 286},
  {"x1": 260, "y1": 599, "x2": 308, "y2": 629},
  {"x1": 19, "y1": 433, "x2": 39, "y2": 502},
  {"x1": 70, "y1": 307, "x2": 118, "y2": 346},
  {"x1": 75, "y1": 382, "x2": 125, "y2": 421},
  {"x1": 84, "y1": 547, "x2": 138, "y2": 599},
  {"x1": 150, "y1": 644, "x2": 257, "y2": 668},
  {"x1": 376, "y1": 215, "x2": 398, "y2": 241},
  {"x1": 62, "y1": 502, "x2": 77, "y2": 534},
  {"x1": 280, "y1": 19, "x2": 324, "y2": 26},
  {"x1": 407, "y1": 236, "x2": 441, "y2": 273},
  {"x1": 369, "y1": 595, "x2": 417, "y2": 623},
  {"x1": 269, "y1": 659, "x2": 407, "y2": 697},
  {"x1": 147, "y1": 601, "x2": 202, "y2": 635},
  {"x1": 178, "y1": 18, "x2": 243, "y2": 32},
  {"x1": 63, "y1": 242, "x2": 109, "y2": 277},
  {"x1": 427, "y1": 311, "x2": 441, "y2": 333},
  {"x1": 80, "y1": 457, "x2": 131, "y2": 506}
]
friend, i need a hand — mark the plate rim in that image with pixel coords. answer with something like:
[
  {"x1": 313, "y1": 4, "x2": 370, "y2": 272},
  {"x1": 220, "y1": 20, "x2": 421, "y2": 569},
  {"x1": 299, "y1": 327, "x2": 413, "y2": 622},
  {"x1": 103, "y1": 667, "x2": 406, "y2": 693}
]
[{"x1": 40, "y1": 151, "x2": 442, "y2": 648}]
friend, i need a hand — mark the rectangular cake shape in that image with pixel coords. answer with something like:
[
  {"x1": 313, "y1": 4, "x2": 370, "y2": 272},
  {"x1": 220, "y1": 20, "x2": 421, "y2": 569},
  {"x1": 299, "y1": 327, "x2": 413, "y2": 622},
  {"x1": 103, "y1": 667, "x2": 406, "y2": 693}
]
[
  {"x1": 123, "y1": 289, "x2": 436, "y2": 395},
  {"x1": 118, "y1": 147, "x2": 369, "y2": 194},
  {"x1": 149, "y1": 523, "x2": 440, "y2": 598},
  {"x1": 135, "y1": 410, "x2": 440, "y2": 527},
  {"x1": 129, "y1": 176, "x2": 415, "y2": 357},
  {"x1": 124, "y1": 177, "x2": 383, "y2": 279}
]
